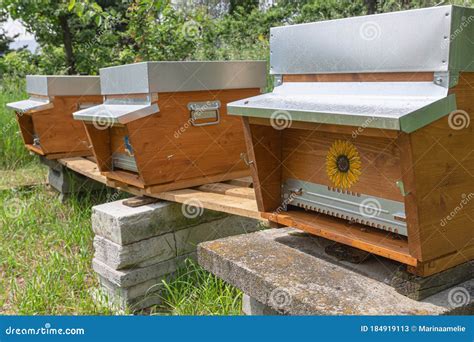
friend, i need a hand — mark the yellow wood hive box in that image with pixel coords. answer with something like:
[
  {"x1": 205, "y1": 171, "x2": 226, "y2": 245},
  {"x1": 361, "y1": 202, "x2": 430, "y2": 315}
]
[
  {"x1": 73, "y1": 61, "x2": 267, "y2": 193},
  {"x1": 7, "y1": 75, "x2": 102, "y2": 159},
  {"x1": 228, "y1": 5, "x2": 474, "y2": 277}
]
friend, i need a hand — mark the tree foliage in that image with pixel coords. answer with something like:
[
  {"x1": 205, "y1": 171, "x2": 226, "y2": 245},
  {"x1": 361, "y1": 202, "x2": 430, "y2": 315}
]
[
  {"x1": 2, "y1": 0, "x2": 473, "y2": 78},
  {"x1": 0, "y1": 8, "x2": 14, "y2": 56}
]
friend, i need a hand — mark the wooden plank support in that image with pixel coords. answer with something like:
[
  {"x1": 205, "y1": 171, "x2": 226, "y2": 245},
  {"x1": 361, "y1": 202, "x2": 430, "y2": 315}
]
[{"x1": 57, "y1": 157, "x2": 262, "y2": 220}]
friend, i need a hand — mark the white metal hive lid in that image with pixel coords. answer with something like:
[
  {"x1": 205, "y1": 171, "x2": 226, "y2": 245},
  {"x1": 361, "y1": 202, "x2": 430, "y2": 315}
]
[
  {"x1": 6, "y1": 97, "x2": 53, "y2": 113},
  {"x1": 26, "y1": 75, "x2": 101, "y2": 96},
  {"x1": 73, "y1": 103, "x2": 159, "y2": 125},
  {"x1": 270, "y1": 5, "x2": 474, "y2": 75},
  {"x1": 227, "y1": 82, "x2": 456, "y2": 133},
  {"x1": 99, "y1": 61, "x2": 267, "y2": 95}
]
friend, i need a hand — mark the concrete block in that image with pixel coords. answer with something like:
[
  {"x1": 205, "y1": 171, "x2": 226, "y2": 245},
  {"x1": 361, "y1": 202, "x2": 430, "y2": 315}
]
[
  {"x1": 92, "y1": 254, "x2": 192, "y2": 288},
  {"x1": 390, "y1": 261, "x2": 474, "y2": 300},
  {"x1": 92, "y1": 199, "x2": 227, "y2": 245},
  {"x1": 98, "y1": 275, "x2": 164, "y2": 302},
  {"x1": 97, "y1": 276, "x2": 163, "y2": 312},
  {"x1": 93, "y1": 233, "x2": 176, "y2": 270},
  {"x1": 175, "y1": 215, "x2": 262, "y2": 256},
  {"x1": 41, "y1": 157, "x2": 104, "y2": 195},
  {"x1": 198, "y1": 228, "x2": 474, "y2": 315}
]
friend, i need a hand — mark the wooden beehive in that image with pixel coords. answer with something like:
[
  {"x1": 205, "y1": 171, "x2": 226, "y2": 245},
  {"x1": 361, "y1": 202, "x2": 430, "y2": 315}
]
[
  {"x1": 228, "y1": 5, "x2": 474, "y2": 277},
  {"x1": 7, "y1": 76, "x2": 102, "y2": 159},
  {"x1": 73, "y1": 61, "x2": 266, "y2": 192}
]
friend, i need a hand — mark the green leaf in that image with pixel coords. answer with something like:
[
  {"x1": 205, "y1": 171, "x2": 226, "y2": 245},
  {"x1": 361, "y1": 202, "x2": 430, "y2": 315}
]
[
  {"x1": 94, "y1": 15, "x2": 102, "y2": 26},
  {"x1": 91, "y1": 3, "x2": 103, "y2": 13},
  {"x1": 67, "y1": 0, "x2": 76, "y2": 12}
]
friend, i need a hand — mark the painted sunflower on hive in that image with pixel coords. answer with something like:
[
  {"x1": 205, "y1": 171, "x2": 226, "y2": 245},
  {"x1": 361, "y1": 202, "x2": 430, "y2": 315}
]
[{"x1": 326, "y1": 140, "x2": 361, "y2": 189}]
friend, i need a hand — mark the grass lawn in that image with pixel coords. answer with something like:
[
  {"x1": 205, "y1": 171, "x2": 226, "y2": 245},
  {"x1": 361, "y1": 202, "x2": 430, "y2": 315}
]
[{"x1": 0, "y1": 81, "x2": 242, "y2": 315}]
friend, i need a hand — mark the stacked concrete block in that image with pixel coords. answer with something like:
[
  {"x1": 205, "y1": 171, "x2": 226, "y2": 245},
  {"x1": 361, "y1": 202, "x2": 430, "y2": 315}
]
[
  {"x1": 92, "y1": 199, "x2": 263, "y2": 311},
  {"x1": 39, "y1": 157, "x2": 105, "y2": 199}
]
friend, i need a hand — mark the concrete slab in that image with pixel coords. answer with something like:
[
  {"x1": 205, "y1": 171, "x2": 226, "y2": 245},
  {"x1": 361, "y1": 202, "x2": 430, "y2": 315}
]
[{"x1": 198, "y1": 228, "x2": 474, "y2": 315}]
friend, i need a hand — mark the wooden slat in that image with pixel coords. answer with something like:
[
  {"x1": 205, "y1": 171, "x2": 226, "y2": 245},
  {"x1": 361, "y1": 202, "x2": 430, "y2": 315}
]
[
  {"x1": 25, "y1": 144, "x2": 45, "y2": 156},
  {"x1": 57, "y1": 157, "x2": 262, "y2": 220},
  {"x1": 104, "y1": 170, "x2": 146, "y2": 189},
  {"x1": 196, "y1": 183, "x2": 255, "y2": 200},
  {"x1": 58, "y1": 157, "x2": 105, "y2": 183},
  {"x1": 224, "y1": 177, "x2": 253, "y2": 188},
  {"x1": 283, "y1": 72, "x2": 434, "y2": 83},
  {"x1": 143, "y1": 169, "x2": 250, "y2": 194},
  {"x1": 264, "y1": 210, "x2": 417, "y2": 266},
  {"x1": 152, "y1": 189, "x2": 261, "y2": 220},
  {"x1": 45, "y1": 150, "x2": 92, "y2": 160}
]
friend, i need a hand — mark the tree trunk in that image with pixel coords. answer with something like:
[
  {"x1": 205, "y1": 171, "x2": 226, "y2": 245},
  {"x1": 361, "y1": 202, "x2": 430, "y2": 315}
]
[
  {"x1": 59, "y1": 15, "x2": 76, "y2": 75},
  {"x1": 365, "y1": 0, "x2": 377, "y2": 15}
]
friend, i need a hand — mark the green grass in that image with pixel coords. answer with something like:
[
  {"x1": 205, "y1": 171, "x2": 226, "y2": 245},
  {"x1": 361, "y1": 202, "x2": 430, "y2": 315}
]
[
  {"x1": 0, "y1": 178, "x2": 243, "y2": 315},
  {"x1": 154, "y1": 259, "x2": 243, "y2": 315},
  {"x1": 0, "y1": 77, "x2": 36, "y2": 169},
  {"x1": 0, "y1": 79, "x2": 243, "y2": 315},
  {"x1": 0, "y1": 185, "x2": 116, "y2": 314}
]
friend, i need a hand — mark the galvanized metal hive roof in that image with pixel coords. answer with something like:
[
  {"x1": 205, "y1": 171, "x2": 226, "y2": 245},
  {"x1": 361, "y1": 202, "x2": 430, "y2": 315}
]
[
  {"x1": 269, "y1": 5, "x2": 474, "y2": 75},
  {"x1": 74, "y1": 60, "x2": 267, "y2": 124},
  {"x1": 7, "y1": 75, "x2": 101, "y2": 113},
  {"x1": 25, "y1": 75, "x2": 101, "y2": 96},
  {"x1": 229, "y1": 5, "x2": 473, "y2": 132},
  {"x1": 6, "y1": 97, "x2": 52, "y2": 114},
  {"x1": 99, "y1": 61, "x2": 267, "y2": 95},
  {"x1": 73, "y1": 102, "x2": 159, "y2": 125},
  {"x1": 228, "y1": 82, "x2": 455, "y2": 132}
]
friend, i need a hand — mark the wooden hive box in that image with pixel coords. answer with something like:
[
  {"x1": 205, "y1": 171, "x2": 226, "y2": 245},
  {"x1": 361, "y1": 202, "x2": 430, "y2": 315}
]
[
  {"x1": 228, "y1": 5, "x2": 474, "y2": 277},
  {"x1": 6, "y1": 76, "x2": 102, "y2": 159},
  {"x1": 73, "y1": 61, "x2": 266, "y2": 192}
]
